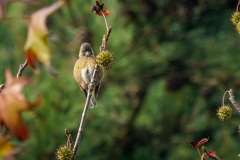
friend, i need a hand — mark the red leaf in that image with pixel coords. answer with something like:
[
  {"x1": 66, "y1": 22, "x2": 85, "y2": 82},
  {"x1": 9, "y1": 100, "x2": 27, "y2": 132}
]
[
  {"x1": 208, "y1": 150, "x2": 216, "y2": 156},
  {"x1": 188, "y1": 137, "x2": 209, "y2": 148},
  {"x1": 0, "y1": 70, "x2": 41, "y2": 141}
]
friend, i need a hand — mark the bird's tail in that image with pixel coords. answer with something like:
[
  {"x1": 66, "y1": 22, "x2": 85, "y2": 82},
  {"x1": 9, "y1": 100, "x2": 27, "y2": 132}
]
[
  {"x1": 90, "y1": 87, "x2": 97, "y2": 108},
  {"x1": 90, "y1": 97, "x2": 97, "y2": 108}
]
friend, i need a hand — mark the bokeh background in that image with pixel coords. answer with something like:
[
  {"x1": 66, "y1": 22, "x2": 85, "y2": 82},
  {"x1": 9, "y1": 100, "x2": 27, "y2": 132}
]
[{"x1": 1, "y1": 0, "x2": 240, "y2": 159}]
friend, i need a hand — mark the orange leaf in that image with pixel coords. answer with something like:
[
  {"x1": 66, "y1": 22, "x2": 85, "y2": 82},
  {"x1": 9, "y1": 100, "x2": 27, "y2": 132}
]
[
  {"x1": 0, "y1": 70, "x2": 41, "y2": 141},
  {"x1": 24, "y1": 0, "x2": 66, "y2": 73}
]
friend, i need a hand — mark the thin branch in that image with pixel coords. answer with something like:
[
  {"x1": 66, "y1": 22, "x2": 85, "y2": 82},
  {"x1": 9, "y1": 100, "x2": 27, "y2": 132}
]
[
  {"x1": 197, "y1": 148, "x2": 202, "y2": 158},
  {"x1": 237, "y1": 0, "x2": 240, "y2": 12},
  {"x1": 228, "y1": 89, "x2": 240, "y2": 113},
  {"x1": 201, "y1": 153, "x2": 206, "y2": 160},
  {"x1": 65, "y1": 129, "x2": 73, "y2": 148},
  {"x1": 102, "y1": 13, "x2": 109, "y2": 30},
  {"x1": 17, "y1": 59, "x2": 28, "y2": 79},
  {"x1": 222, "y1": 90, "x2": 228, "y2": 106},
  {"x1": 0, "y1": 84, "x2": 5, "y2": 92},
  {"x1": 0, "y1": 59, "x2": 28, "y2": 93},
  {"x1": 72, "y1": 64, "x2": 99, "y2": 159},
  {"x1": 100, "y1": 12, "x2": 112, "y2": 52},
  {"x1": 202, "y1": 147, "x2": 221, "y2": 160}
]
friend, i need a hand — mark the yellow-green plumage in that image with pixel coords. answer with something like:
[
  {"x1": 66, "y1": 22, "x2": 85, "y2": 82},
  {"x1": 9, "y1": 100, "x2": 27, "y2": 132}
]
[{"x1": 73, "y1": 42, "x2": 103, "y2": 108}]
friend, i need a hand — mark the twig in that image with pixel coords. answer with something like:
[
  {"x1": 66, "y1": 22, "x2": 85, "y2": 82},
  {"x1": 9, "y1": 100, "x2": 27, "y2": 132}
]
[
  {"x1": 0, "y1": 59, "x2": 28, "y2": 93},
  {"x1": 102, "y1": 13, "x2": 109, "y2": 31},
  {"x1": 65, "y1": 129, "x2": 73, "y2": 148},
  {"x1": 197, "y1": 148, "x2": 202, "y2": 158},
  {"x1": 202, "y1": 147, "x2": 221, "y2": 160},
  {"x1": 0, "y1": 84, "x2": 5, "y2": 92},
  {"x1": 100, "y1": 13, "x2": 112, "y2": 52},
  {"x1": 222, "y1": 90, "x2": 228, "y2": 106},
  {"x1": 228, "y1": 89, "x2": 240, "y2": 113},
  {"x1": 72, "y1": 64, "x2": 99, "y2": 159},
  {"x1": 201, "y1": 153, "x2": 206, "y2": 160},
  {"x1": 17, "y1": 59, "x2": 28, "y2": 78},
  {"x1": 237, "y1": 0, "x2": 240, "y2": 12}
]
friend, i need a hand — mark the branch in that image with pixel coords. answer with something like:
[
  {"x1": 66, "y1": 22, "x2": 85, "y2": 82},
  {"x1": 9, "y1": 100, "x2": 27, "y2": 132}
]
[
  {"x1": 17, "y1": 60, "x2": 28, "y2": 78},
  {"x1": 202, "y1": 147, "x2": 221, "y2": 160},
  {"x1": 72, "y1": 9, "x2": 112, "y2": 159},
  {"x1": 72, "y1": 64, "x2": 99, "y2": 159},
  {"x1": 228, "y1": 89, "x2": 240, "y2": 113},
  {"x1": 237, "y1": 0, "x2": 240, "y2": 12},
  {"x1": 100, "y1": 13, "x2": 112, "y2": 52},
  {"x1": 0, "y1": 59, "x2": 28, "y2": 92},
  {"x1": 222, "y1": 90, "x2": 228, "y2": 106},
  {"x1": 65, "y1": 129, "x2": 73, "y2": 148},
  {"x1": 201, "y1": 153, "x2": 206, "y2": 160},
  {"x1": 0, "y1": 84, "x2": 5, "y2": 92}
]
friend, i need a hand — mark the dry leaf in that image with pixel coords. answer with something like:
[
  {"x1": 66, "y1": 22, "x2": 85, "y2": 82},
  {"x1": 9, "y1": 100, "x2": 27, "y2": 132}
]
[
  {"x1": 24, "y1": 0, "x2": 66, "y2": 74},
  {"x1": 0, "y1": 69, "x2": 41, "y2": 141}
]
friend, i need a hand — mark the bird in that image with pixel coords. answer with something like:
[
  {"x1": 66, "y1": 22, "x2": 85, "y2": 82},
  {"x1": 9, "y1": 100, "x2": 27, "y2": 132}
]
[{"x1": 73, "y1": 43, "x2": 103, "y2": 108}]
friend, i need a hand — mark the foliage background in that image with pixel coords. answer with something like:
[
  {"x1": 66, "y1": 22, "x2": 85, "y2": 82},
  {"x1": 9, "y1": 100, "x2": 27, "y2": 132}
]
[{"x1": 1, "y1": 0, "x2": 240, "y2": 159}]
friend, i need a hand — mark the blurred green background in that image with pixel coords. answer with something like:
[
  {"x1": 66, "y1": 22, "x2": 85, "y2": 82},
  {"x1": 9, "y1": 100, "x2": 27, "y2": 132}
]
[{"x1": 1, "y1": 0, "x2": 240, "y2": 159}]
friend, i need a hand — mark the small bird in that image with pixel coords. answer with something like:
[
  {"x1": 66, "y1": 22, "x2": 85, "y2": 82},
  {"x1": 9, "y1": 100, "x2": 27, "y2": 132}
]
[{"x1": 73, "y1": 43, "x2": 103, "y2": 108}]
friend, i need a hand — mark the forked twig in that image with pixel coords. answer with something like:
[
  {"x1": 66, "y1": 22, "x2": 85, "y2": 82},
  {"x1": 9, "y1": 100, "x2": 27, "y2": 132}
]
[
  {"x1": 65, "y1": 129, "x2": 73, "y2": 148},
  {"x1": 202, "y1": 147, "x2": 221, "y2": 160},
  {"x1": 0, "y1": 59, "x2": 28, "y2": 92}
]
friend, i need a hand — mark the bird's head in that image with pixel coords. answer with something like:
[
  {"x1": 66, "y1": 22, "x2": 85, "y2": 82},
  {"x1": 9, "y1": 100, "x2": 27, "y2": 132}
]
[{"x1": 79, "y1": 43, "x2": 94, "y2": 58}]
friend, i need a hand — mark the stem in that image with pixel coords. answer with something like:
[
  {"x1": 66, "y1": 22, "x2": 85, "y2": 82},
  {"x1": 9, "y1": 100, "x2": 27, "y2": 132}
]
[
  {"x1": 102, "y1": 13, "x2": 109, "y2": 31},
  {"x1": 0, "y1": 59, "x2": 28, "y2": 92},
  {"x1": 201, "y1": 153, "x2": 206, "y2": 160},
  {"x1": 237, "y1": 0, "x2": 240, "y2": 12},
  {"x1": 228, "y1": 89, "x2": 240, "y2": 113},
  {"x1": 202, "y1": 147, "x2": 221, "y2": 160},
  {"x1": 99, "y1": 12, "x2": 112, "y2": 52},
  {"x1": 17, "y1": 59, "x2": 28, "y2": 78},
  {"x1": 222, "y1": 91, "x2": 228, "y2": 106},
  {"x1": 197, "y1": 148, "x2": 202, "y2": 158},
  {"x1": 65, "y1": 129, "x2": 73, "y2": 148},
  {"x1": 0, "y1": 84, "x2": 5, "y2": 92},
  {"x1": 72, "y1": 64, "x2": 98, "y2": 159}
]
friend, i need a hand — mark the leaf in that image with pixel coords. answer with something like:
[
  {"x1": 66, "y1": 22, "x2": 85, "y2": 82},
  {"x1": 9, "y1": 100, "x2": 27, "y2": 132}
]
[
  {"x1": 0, "y1": 70, "x2": 41, "y2": 141},
  {"x1": 188, "y1": 137, "x2": 209, "y2": 148},
  {"x1": 24, "y1": 0, "x2": 66, "y2": 74},
  {"x1": 0, "y1": 135, "x2": 22, "y2": 158}
]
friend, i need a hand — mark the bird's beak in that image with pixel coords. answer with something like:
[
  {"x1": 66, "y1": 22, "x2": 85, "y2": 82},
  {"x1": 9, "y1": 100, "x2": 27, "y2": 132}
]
[{"x1": 85, "y1": 51, "x2": 91, "y2": 56}]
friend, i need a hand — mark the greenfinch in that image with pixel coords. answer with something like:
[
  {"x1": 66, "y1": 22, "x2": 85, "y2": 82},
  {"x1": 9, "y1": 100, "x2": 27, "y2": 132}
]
[{"x1": 73, "y1": 43, "x2": 103, "y2": 108}]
